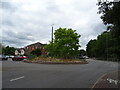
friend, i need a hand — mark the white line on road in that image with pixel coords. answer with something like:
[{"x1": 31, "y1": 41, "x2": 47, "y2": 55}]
[{"x1": 10, "y1": 76, "x2": 25, "y2": 82}]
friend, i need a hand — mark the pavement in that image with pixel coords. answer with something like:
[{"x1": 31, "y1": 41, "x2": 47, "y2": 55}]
[
  {"x1": 92, "y1": 71, "x2": 119, "y2": 88},
  {"x1": 2, "y1": 58, "x2": 119, "y2": 88}
]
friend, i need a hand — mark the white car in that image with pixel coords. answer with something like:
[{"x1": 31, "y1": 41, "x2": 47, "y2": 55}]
[{"x1": 0, "y1": 55, "x2": 8, "y2": 60}]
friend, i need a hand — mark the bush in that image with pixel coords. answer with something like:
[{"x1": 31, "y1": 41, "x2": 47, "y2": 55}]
[{"x1": 30, "y1": 48, "x2": 41, "y2": 56}]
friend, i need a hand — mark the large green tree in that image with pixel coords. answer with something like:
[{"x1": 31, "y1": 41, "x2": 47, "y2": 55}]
[
  {"x1": 97, "y1": 1, "x2": 120, "y2": 60},
  {"x1": 45, "y1": 28, "x2": 80, "y2": 59},
  {"x1": 98, "y1": 2, "x2": 120, "y2": 34},
  {"x1": 86, "y1": 2, "x2": 120, "y2": 61}
]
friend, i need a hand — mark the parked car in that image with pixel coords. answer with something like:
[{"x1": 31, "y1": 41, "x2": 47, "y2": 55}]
[
  {"x1": 79, "y1": 55, "x2": 85, "y2": 59},
  {"x1": 83, "y1": 56, "x2": 89, "y2": 59},
  {"x1": 0, "y1": 55, "x2": 8, "y2": 61},
  {"x1": 12, "y1": 56, "x2": 27, "y2": 61},
  {"x1": 9, "y1": 55, "x2": 14, "y2": 58},
  {"x1": 85, "y1": 56, "x2": 89, "y2": 59},
  {"x1": 22, "y1": 56, "x2": 27, "y2": 59},
  {"x1": 79, "y1": 56, "x2": 89, "y2": 59}
]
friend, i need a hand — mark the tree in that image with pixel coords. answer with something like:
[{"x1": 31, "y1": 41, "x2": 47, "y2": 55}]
[
  {"x1": 97, "y1": 1, "x2": 120, "y2": 60},
  {"x1": 45, "y1": 28, "x2": 81, "y2": 59},
  {"x1": 2, "y1": 46, "x2": 16, "y2": 55},
  {"x1": 95, "y1": 31, "x2": 109, "y2": 58},
  {"x1": 86, "y1": 31, "x2": 119, "y2": 61},
  {"x1": 0, "y1": 43, "x2": 3, "y2": 54},
  {"x1": 97, "y1": 2, "x2": 120, "y2": 44},
  {"x1": 86, "y1": 2, "x2": 120, "y2": 61},
  {"x1": 79, "y1": 49, "x2": 86, "y2": 57},
  {"x1": 86, "y1": 39, "x2": 97, "y2": 57},
  {"x1": 30, "y1": 48, "x2": 41, "y2": 56}
]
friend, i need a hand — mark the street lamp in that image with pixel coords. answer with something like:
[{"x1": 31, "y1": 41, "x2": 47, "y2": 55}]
[
  {"x1": 51, "y1": 24, "x2": 54, "y2": 44},
  {"x1": 51, "y1": 24, "x2": 54, "y2": 57}
]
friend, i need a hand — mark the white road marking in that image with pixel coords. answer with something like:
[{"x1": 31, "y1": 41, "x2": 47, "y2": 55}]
[
  {"x1": 10, "y1": 76, "x2": 25, "y2": 82},
  {"x1": 107, "y1": 78, "x2": 120, "y2": 85}
]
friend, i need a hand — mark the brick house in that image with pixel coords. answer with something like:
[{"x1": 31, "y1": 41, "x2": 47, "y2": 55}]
[{"x1": 24, "y1": 42, "x2": 47, "y2": 55}]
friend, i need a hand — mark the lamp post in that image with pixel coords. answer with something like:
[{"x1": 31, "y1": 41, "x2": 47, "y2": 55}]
[
  {"x1": 52, "y1": 24, "x2": 54, "y2": 44},
  {"x1": 51, "y1": 24, "x2": 54, "y2": 57}
]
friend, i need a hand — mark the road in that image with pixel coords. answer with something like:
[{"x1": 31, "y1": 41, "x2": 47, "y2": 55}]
[{"x1": 2, "y1": 59, "x2": 118, "y2": 88}]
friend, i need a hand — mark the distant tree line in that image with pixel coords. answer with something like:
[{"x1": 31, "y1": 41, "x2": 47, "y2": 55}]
[
  {"x1": 2, "y1": 45, "x2": 16, "y2": 55},
  {"x1": 86, "y1": 2, "x2": 120, "y2": 61}
]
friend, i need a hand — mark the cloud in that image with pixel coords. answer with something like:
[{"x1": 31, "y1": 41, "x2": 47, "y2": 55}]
[
  {"x1": 1, "y1": 0, "x2": 107, "y2": 49},
  {"x1": 1, "y1": 2, "x2": 14, "y2": 10},
  {"x1": 2, "y1": 29, "x2": 35, "y2": 47}
]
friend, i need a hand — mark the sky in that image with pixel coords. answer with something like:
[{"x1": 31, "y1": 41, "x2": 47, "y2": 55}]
[{"x1": 1, "y1": 0, "x2": 107, "y2": 50}]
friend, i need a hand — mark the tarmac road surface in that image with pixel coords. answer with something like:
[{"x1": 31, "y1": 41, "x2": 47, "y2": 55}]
[{"x1": 2, "y1": 59, "x2": 118, "y2": 88}]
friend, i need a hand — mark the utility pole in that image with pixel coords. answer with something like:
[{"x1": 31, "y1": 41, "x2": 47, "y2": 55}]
[
  {"x1": 52, "y1": 24, "x2": 54, "y2": 44},
  {"x1": 51, "y1": 24, "x2": 54, "y2": 57}
]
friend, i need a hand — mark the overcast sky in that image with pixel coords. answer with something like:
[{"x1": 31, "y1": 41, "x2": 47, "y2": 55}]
[{"x1": 1, "y1": 0, "x2": 107, "y2": 50}]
